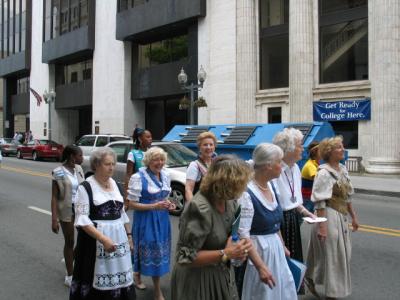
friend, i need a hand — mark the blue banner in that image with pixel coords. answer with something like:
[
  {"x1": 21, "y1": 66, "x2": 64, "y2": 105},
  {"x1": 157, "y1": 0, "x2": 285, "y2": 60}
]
[{"x1": 313, "y1": 99, "x2": 371, "y2": 121}]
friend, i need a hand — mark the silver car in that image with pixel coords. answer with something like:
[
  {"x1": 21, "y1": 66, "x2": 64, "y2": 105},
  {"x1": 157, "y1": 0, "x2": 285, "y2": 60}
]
[
  {"x1": 81, "y1": 141, "x2": 197, "y2": 216},
  {"x1": 76, "y1": 134, "x2": 131, "y2": 156}
]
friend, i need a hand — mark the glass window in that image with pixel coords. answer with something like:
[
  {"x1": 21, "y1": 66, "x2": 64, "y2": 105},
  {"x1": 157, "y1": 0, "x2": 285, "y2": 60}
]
[
  {"x1": 138, "y1": 35, "x2": 188, "y2": 69},
  {"x1": 9, "y1": 0, "x2": 13, "y2": 54},
  {"x1": 4, "y1": 0, "x2": 9, "y2": 57},
  {"x1": 14, "y1": 0, "x2": 20, "y2": 51},
  {"x1": 76, "y1": 136, "x2": 95, "y2": 146},
  {"x1": 260, "y1": 34, "x2": 289, "y2": 89},
  {"x1": 110, "y1": 136, "x2": 130, "y2": 142},
  {"x1": 268, "y1": 107, "x2": 282, "y2": 123},
  {"x1": 259, "y1": 0, "x2": 289, "y2": 89},
  {"x1": 70, "y1": 0, "x2": 78, "y2": 30},
  {"x1": 157, "y1": 144, "x2": 197, "y2": 168},
  {"x1": 44, "y1": 0, "x2": 52, "y2": 41},
  {"x1": 321, "y1": 0, "x2": 367, "y2": 14},
  {"x1": 95, "y1": 136, "x2": 108, "y2": 147},
  {"x1": 21, "y1": 0, "x2": 26, "y2": 51},
  {"x1": 52, "y1": 0, "x2": 60, "y2": 38},
  {"x1": 79, "y1": 0, "x2": 88, "y2": 27},
  {"x1": 56, "y1": 59, "x2": 93, "y2": 86},
  {"x1": 109, "y1": 144, "x2": 128, "y2": 163},
  {"x1": 329, "y1": 121, "x2": 358, "y2": 149},
  {"x1": 319, "y1": 0, "x2": 368, "y2": 84},
  {"x1": 60, "y1": 0, "x2": 69, "y2": 35},
  {"x1": 17, "y1": 77, "x2": 29, "y2": 94}
]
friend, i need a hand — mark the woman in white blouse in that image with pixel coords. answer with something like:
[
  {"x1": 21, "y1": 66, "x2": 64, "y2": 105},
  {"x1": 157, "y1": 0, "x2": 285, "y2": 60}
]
[
  {"x1": 273, "y1": 128, "x2": 316, "y2": 266},
  {"x1": 127, "y1": 147, "x2": 176, "y2": 300},
  {"x1": 70, "y1": 147, "x2": 135, "y2": 300},
  {"x1": 238, "y1": 143, "x2": 297, "y2": 300}
]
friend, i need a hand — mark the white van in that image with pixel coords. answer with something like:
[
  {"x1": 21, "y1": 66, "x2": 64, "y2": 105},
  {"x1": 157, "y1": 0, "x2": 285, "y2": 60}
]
[{"x1": 76, "y1": 134, "x2": 130, "y2": 156}]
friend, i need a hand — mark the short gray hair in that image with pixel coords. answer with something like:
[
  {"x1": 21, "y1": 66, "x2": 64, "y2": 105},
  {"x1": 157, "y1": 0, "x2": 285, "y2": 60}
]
[
  {"x1": 90, "y1": 147, "x2": 116, "y2": 171},
  {"x1": 253, "y1": 143, "x2": 283, "y2": 168},
  {"x1": 273, "y1": 128, "x2": 303, "y2": 154},
  {"x1": 142, "y1": 147, "x2": 167, "y2": 167}
]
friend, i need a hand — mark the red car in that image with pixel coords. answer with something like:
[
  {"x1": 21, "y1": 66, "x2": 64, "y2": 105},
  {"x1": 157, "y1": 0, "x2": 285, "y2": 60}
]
[{"x1": 17, "y1": 139, "x2": 64, "y2": 161}]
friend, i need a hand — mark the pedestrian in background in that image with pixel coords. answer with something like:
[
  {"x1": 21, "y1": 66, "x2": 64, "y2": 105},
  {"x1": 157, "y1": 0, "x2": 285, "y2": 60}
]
[
  {"x1": 51, "y1": 145, "x2": 84, "y2": 287},
  {"x1": 301, "y1": 141, "x2": 320, "y2": 214},
  {"x1": 171, "y1": 155, "x2": 253, "y2": 300},
  {"x1": 70, "y1": 147, "x2": 135, "y2": 300},
  {"x1": 238, "y1": 143, "x2": 297, "y2": 300},
  {"x1": 185, "y1": 131, "x2": 217, "y2": 202},
  {"x1": 273, "y1": 128, "x2": 316, "y2": 294},
  {"x1": 127, "y1": 147, "x2": 175, "y2": 300},
  {"x1": 305, "y1": 136, "x2": 359, "y2": 299},
  {"x1": 124, "y1": 127, "x2": 152, "y2": 290}
]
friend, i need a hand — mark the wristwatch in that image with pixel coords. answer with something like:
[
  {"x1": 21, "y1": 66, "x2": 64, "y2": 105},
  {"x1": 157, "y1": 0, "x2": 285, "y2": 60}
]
[{"x1": 219, "y1": 249, "x2": 229, "y2": 263}]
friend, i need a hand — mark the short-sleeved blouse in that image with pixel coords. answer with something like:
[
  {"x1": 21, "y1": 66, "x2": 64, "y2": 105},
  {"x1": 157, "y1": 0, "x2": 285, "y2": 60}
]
[
  {"x1": 127, "y1": 168, "x2": 171, "y2": 202},
  {"x1": 311, "y1": 163, "x2": 354, "y2": 209},
  {"x1": 74, "y1": 176, "x2": 129, "y2": 227}
]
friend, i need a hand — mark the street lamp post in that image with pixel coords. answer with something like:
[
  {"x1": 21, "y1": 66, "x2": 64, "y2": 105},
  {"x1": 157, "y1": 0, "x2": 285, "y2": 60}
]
[
  {"x1": 43, "y1": 89, "x2": 56, "y2": 140},
  {"x1": 177, "y1": 66, "x2": 206, "y2": 125}
]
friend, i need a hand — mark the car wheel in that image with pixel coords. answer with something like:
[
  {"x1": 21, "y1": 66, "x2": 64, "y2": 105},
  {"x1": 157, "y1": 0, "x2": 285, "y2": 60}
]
[
  {"x1": 2, "y1": 152, "x2": 8, "y2": 157},
  {"x1": 17, "y1": 150, "x2": 23, "y2": 159},
  {"x1": 169, "y1": 183, "x2": 185, "y2": 216},
  {"x1": 32, "y1": 151, "x2": 39, "y2": 161}
]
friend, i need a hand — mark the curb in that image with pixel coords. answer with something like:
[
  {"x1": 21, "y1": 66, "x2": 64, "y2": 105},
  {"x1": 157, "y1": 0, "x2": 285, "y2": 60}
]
[{"x1": 354, "y1": 188, "x2": 400, "y2": 198}]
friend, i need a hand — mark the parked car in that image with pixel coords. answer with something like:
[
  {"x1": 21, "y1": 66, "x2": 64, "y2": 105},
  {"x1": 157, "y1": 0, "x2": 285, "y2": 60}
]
[
  {"x1": 17, "y1": 139, "x2": 64, "y2": 161},
  {"x1": 75, "y1": 134, "x2": 131, "y2": 156},
  {"x1": 0, "y1": 138, "x2": 21, "y2": 156},
  {"x1": 81, "y1": 140, "x2": 198, "y2": 216}
]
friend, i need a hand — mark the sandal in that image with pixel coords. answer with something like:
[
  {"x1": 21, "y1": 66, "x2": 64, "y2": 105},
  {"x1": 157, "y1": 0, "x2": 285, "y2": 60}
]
[
  {"x1": 134, "y1": 272, "x2": 146, "y2": 290},
  {"x1": 304, "y1": 277, "x2": 319, "y2": 298}
]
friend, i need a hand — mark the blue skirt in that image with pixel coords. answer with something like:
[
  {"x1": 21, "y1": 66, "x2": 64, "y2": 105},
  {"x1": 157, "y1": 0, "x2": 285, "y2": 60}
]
[{"x1": 132, "y1": 209, "x2": 171, "y2": 276}]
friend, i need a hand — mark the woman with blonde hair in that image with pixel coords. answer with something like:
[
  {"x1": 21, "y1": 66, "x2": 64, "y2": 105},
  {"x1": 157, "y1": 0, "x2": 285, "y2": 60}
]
[
  {"x1": 127, "y1": 147, "x2": 176, "y2": 300},
  {"x1": 305, "y1": 136, "x2": 359, "y2": 299},
  {"x1": 185, "y1": 131, "x2": 217, "y2": 201},
  {"x1": 171, "y1": 155, "x2": 253, "y2": 300}
]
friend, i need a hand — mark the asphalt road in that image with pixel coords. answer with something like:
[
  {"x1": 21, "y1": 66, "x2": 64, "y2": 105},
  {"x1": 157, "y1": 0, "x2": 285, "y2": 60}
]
[{"x1": 0, "y1": 157, "x2": 399, "y2": 300}]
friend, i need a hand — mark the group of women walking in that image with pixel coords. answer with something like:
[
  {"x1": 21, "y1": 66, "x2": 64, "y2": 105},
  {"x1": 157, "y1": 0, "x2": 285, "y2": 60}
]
[{"x1": 50, "y1": 126, "x2": 359, "y2": 300}]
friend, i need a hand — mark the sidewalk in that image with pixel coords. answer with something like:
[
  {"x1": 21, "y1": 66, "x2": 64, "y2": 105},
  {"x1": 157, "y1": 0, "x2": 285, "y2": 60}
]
[{"x1": 350, "y1": 173, "x2": 400, "y2": 197}]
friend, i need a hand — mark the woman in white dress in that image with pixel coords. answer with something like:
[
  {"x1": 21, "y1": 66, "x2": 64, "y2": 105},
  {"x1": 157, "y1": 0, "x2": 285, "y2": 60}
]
[
  {"x1": 305, "y1": 136, "x2": 359, "y2": 299},
  {"x1": 239, "y1": 143, "x2": 297, "y2": 300}
]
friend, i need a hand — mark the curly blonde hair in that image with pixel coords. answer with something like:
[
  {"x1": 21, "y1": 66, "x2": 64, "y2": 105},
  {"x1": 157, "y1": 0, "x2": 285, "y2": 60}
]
[
  {"x1": 197, "y1": 131, "x2": 217, "y2": 148},
  {"x1": 142, "y1": 147, "x2": 167, "y2": 166},
  {"x1": 200, "y1": 155, "x2": 251, "y2": 203},
  {"x1": 319, "y1": 136, "x2": 343, "y2": 161}
]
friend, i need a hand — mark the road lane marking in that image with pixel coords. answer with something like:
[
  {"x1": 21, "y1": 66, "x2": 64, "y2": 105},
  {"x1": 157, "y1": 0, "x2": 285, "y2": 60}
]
[
  {"x1": 28, "y1": 206, "x2": 52, "y2": 216},
  {"x1": 359, "y1": 224, "x2": 400, "y2": 234},
  {"x1": 357, "y1": 227, "x2": 400, "y2": 238},
  {"x1": 0, "y1": 165, "x2": 52, "y2": 178}
]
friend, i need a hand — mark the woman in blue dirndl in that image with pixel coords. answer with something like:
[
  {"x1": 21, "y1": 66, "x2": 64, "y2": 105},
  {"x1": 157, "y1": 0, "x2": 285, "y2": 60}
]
[{"x1": 127, "y1": 147, "x2": 175, "y2": 300}]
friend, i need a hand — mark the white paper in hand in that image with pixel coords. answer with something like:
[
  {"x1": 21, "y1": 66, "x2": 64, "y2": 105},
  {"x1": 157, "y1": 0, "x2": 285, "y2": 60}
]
[{"x1": 303, "y1": 217, "x2": 327, "y2": 224}]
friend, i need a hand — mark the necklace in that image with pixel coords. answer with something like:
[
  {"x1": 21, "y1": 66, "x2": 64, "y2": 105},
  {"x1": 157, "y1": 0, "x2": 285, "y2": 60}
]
[{"x1": 254, "y1": 181, "x2": 269, "y2": 192}]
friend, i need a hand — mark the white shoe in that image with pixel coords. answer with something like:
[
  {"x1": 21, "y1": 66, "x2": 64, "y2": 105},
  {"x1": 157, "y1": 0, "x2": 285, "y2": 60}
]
[{"x1": 64, "y1": 275, "x2": 72, "y2": 287}]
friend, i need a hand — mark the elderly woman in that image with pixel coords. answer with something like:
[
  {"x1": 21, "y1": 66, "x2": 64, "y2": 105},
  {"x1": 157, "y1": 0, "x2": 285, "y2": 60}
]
[
  {"x1": 272, "y1": 128, "x2": 316, "y2": 265},
  {"x1": 70, "y1": 148, "x2": 135, "y2": 300},
  {"x1": 238, "y1": 143, "x2": 297, "y2": 300},
  {"x1": 185, "y1": 131, "x2": 217, "y2": 201},
  {"x1": 305, "y1": 136, "x2": 359, "y2": 299},
  {"x1": 127, "y1": 147, "x2": 175, "y2": 300},
  {"x1": 51, "y1": 145, "x2": 85, "y2": 287},
  {"x1": 171, "y1": 155, "x2": 253, "y2": 300}
]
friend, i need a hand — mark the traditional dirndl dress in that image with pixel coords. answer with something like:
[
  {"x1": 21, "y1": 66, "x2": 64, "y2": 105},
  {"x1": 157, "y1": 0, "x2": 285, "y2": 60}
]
[
  {"x1": 70, "y1": 179, "x2": 135, "y2": 300},
  {"x1": 128, "y1": 168, "x2": 172, "y2": 277}
]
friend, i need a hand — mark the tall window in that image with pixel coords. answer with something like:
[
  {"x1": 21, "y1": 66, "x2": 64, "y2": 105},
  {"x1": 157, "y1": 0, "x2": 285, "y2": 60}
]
[
  {"x1": 118, "y1": 0, "x2": 147, "y2": 12},
  {"x1": 259, "y1": 0, "x2": 289, "y2": 89},
  {"x1": 138, "y1": 34, "x2": 188, "y2": 69},
  {"x1": 44, "y1": 0, "x2": 89, "y2": 42},
  {"x1": 319, "y1": 0, "x2": 368, "y2": 83},
  {"x1": 17, "y1": 76, "x2": 29, "y2": 94},
  {"x1": 55, "y1": 59, "x2": 92, "y2": 86},
  {"x1": 0, "y1": 0, "x2": 27, "y2": 58}
]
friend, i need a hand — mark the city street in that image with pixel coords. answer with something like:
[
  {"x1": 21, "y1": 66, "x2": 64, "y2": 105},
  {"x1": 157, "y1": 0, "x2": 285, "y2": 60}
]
[{"x1": 0, "y1": 157, "x2": 399, "y2": 300}]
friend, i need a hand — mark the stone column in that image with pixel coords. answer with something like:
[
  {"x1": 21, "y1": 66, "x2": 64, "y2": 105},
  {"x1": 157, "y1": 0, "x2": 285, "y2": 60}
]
[
  {"x1": 366, "y1": 0, "x2": 400, "y2": 174},
  {"x1": 289, "y1": 0, "x2": 314, "y2": 122},
  {"x1": 236, "y1": 0, "x2": 257, "y2": 123}
]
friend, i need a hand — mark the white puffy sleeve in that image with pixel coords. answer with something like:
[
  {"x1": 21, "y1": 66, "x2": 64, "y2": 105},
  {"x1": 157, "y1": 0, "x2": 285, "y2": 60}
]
[
  {"x1": 74, "y1": 184, "x2": 94, "y2": 227},
  {"x1": 238, "y1": 192, "x2": 254, "y2": 239},
  {"x1": 127, "y1": 173, "x2": 142, "y2": 202},
  {"x1": 311, "y1": 169, "x2": 334, "y2": 209}
]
